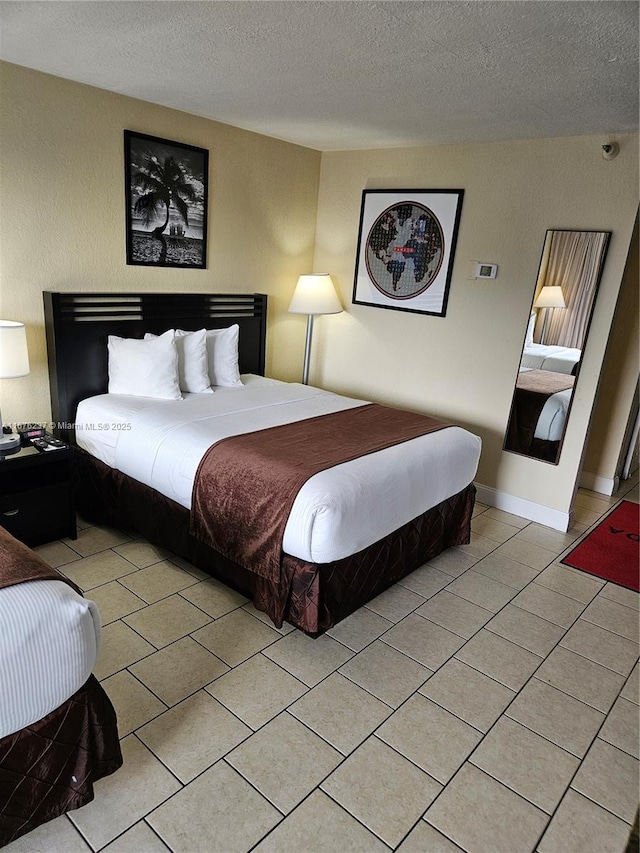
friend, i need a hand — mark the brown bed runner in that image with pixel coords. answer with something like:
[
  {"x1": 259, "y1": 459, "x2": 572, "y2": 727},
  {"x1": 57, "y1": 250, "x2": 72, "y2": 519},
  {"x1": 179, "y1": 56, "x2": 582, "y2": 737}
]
[
  {"x1": 0, "y1": 525, "x2": 80, "y2": 593},
  {"x1": 506, "y1": 369, "x2": 575, "y2": 455},
  {"x1": 190, "y1": 403, "x2": 453, "y2": 582}
]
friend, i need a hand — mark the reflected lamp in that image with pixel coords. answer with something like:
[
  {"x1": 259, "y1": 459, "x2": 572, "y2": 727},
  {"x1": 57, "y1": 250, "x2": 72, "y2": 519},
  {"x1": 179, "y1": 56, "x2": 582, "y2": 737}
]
[{"x1": 534, "y1": 286, "x2": 566, "y2": 345}]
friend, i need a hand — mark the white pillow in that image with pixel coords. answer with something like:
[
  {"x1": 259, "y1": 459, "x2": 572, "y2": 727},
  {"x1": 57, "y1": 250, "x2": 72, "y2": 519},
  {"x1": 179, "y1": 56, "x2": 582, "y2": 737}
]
[
  {"x1": 108, "y1": 330, "x2": 182, "y2": 399},
  {"x1": 202, "y1": 325, "x2": 243, "y2": 387},
  {"x1": 525, "y1": 313, "x2": 536, "y2": 348},
  {"x1": 145, "y1": 328, "x2": 212, "y2": 394}
]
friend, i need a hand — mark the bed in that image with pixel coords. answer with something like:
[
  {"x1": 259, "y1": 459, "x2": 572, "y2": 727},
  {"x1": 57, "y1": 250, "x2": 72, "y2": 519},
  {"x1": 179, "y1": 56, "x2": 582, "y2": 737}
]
[
  {"x1": 0, "y1": 525, "x2": 122, "y2": 847},
  {"x1": 44, "y1": 291, "x2": 481, "y2": 634},
  {"x1": 504, "y1": 367, "x2": 575, "y2": 461},
  {"x1": 521, "y1": 342, "x2": 581, "y2": 375}
]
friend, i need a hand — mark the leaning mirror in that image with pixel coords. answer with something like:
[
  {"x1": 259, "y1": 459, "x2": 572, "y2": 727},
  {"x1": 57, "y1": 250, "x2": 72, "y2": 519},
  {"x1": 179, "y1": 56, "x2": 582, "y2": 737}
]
[{"x1": 504, "y1": 229, "x2": 611, "y2": 464}]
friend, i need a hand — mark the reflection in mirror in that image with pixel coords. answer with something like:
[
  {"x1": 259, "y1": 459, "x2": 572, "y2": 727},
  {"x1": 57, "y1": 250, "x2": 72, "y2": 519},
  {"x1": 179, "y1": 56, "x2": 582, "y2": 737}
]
[{"x1": 504, "y1": 229, "x2": 610, "y2": 464}]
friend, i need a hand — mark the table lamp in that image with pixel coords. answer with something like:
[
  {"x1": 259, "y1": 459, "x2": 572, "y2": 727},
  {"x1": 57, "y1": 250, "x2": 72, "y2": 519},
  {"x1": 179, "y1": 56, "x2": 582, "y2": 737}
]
[
  {"x1": 0, "y1": 320, "x2": 30, "y2": 452},
  {"x1": 534, "y1": 285, "x2": 566, "y2": 345},
  {"x1": 288, "y1": 274, "x2": 342, "y2": 384}
]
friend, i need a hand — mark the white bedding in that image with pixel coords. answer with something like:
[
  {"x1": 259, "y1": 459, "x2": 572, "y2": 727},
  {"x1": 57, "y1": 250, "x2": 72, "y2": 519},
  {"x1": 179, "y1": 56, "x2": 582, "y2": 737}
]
[
  {"x1": 0, "y1": 580, "x2": 100, "y2": 739},
  {"x1": 521, "y1": 343, "x2": 581, "y2": 375},
  {"x1": 76, "y1": 375, "x2": 481, "y2": 564},
  {"x1": 518, "y1": 368, "x2": 573, "y2": 441}
]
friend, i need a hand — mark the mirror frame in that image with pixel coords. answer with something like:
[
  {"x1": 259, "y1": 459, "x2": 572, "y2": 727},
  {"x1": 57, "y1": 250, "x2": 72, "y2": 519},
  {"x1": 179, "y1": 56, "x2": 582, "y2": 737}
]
[{"x1": 504, "y1": 228, "x2": 611, "y2": 465}]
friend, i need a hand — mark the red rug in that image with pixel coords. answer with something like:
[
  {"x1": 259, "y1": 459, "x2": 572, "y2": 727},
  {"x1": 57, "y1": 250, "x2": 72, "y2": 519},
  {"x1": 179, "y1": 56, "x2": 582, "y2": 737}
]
[{"x1": 562, "y1": 501, "x2": 639, "y2": 592}]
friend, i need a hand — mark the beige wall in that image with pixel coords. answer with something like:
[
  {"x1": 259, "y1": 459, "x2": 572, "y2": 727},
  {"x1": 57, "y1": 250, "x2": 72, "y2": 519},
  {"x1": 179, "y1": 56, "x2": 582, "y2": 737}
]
[
  {"x1": 0, "y1": 62, "x2": 321, "y2": 424},
  {"x1": 312, "y1": 137, "x2": 638, "y2": 516}
]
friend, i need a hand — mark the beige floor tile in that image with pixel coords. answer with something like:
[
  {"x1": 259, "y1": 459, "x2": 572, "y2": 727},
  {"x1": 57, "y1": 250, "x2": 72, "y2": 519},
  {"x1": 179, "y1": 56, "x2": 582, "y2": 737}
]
[
  {"x1": 560, "y1": 618, "x2": 638, "y2": 675},
  {"x1": 506, "y1": 677, "x2": 604, "y2": 758},
  {"x1": 536, "y1": 646, "x2": 625, "y2": 712},
  {"x1": 33, "y1": 539, "x2": 81, "y2": 568},
  {"x1": 582, "y1": 594, "x2": 640, "y2": 641},
  {"x1": 289, "y1": 672, "x2": 391, "y2": 754},
  {"x1": 321, "y1": 737, "x2": 442, "y2": 848},
  {"x1": 397, "y1": 565, "x2": 452, "y2": 599},
  {"x1": 69, "y1": 735, "x2": 180, "y2": 850},
  {"x1": 572, "y1": 738, "x2": 640, "y2": 823},
  {"x1": 101, "y1": 670, "x2": 167, "y2": 736},
  {"x1": 444, "y1": 570, "x2": 517, "y2": 613},
  {"x1": 515, "y1": 522, "x2": 581, "y2": 553},
  {"x1": 538, "y1": 788, "x2": 632, "y2": 853},
  {"x1": 535, "y1": 563, "x2": 603, "y2": 603},
  {"x1": 470, "y1": 715, "x2": 579, "y2": 814},
  {"x1": 381, "y1": 612, "x2": 464, "y2": 669},
  {"x1": 397, "y1": 821, "x2": 463, "y2": 852},
  {"x1": 86, "y1": 580, "x2": 146, "y2": 625},
  {"x1": 263, "y1": 630, "x2": 353, "y2": 687},
  {"x1": 206, "y1": 653, "x2": 307, "y2": 730},
  {"x1": 253, "y1": 790, "x2": 388, "y2": 853},
  {"x1": 3, "y1": 816, "x2": 92, "y2": 852},
  {"x1": 600, "y1": 582, "x2": 640, "y2": 611},
  {"x1": 415, "y1": 590, "x2": 493, "y2": 639},
  {"x1": 101, "y1": 820, "x2": 170, "y2": 852},
  {"x1": 471, "y1": 515, "x2": 521, "y2": 543},
  {"x1": 419, "y1": 658, "x2": 515, "y2": 733},
  {"x1": 339, "y1": 640, "x2": 430, "y2": 707},
  {"x1": 228, "y1": 712, "x2": 342, "y2": 814},
  {"x1": 456, "y1": 532, "x2": 498, "y2": 559},
  {"x1": 94, "y1": 620, "x2": 155, "y2": 680},
  {"x1": 119, "y1": 560, "x2": 199, "y2": 604},
  {"x1": 165, "y1": 553, "x2": 210, "y2": 579},
  {"x1": 63, "y1": 525, "x2": 132, "y2": 557},
  {"x1": 486, "y1": 604, "x2": 566, "y2": 657},
  {"x1": 572, "y1": 505, "x2": 603, "y2": 527},
  {"x1": 326, "y1": 606, "x2": 392, "y2": 651},
  {"x1": 472, "y1": 501, "x2": 489, "y2": 517},
  {"x1": 511, "y1": 582, "x2": 585, "y2": 628},
  {"x1": 130, "y1": 636, "x2": 229, "y2": 706},
  {"x1": 192, "y1": 608, "x2": 281, "y2": 666},
  {"x1": 599, "y1": 697, "x2": 640, "y2": 758},
  {"x1": 455, "y1": 629, "x2": 542, "y2": 691},
  {"x1": 180, "y1": 576, "x2": 249, "y2": 618},
  {"x1": 124, "y1": 593, "x2": 211, "y2": 648},
  {"x1": 482, "y1": 507, "x2": 530, "y2": 529},
  {"x1": 426, "y1": 547, "x2": 477, "y2": 577},
  {"x1": 365, "y1": 583, "x2": 426, "y2": 622},
  {"x1": 147, "y1": 761, "x2": 281, "y2": 853},
  {"x1": 138, "y1": 690, "x2": 251, "y2": 784},
  {"x1": 621, "y1": 662, "x2": 639, "y2": 704},
  {"x1": 575, "y1": 490, "x2": 617, "y2": 513},
  {"x1": 61, "y1": 550, "x2": 139, "y2": 592},
  {"x1": 242, "y1": 601, "x2": 296, "y2": 634},
  {"x1": 425, "y1": 762, "x2": 547, "y2": 853},
  {"x1": 471, "y1": 551, "x2": 539, "y2": 590},
  {"x1": 494, "y1": 537, "x2": 556, "y2": 570},
  {"x1": 377, "y1": 694, "x2": 482, "y2": 783},
  {"x1": 113, "y1": 540, "x2": 171, "y2": 568}
]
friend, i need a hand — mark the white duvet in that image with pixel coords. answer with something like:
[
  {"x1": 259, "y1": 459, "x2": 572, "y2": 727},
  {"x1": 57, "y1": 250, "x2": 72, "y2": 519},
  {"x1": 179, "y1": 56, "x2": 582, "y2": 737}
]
[
  {"x1": 521, "y1": 343, "x2": 581, "y2": 375},
  {"x1": 76, "y1": 376, "x2": 481, "y2": 564},
  {"x1": 0, "y1": 580, "x2": 100, "y2": 738}
]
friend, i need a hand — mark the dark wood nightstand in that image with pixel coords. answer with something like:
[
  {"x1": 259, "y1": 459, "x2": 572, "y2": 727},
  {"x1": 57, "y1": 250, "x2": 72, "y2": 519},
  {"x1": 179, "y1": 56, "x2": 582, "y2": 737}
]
[{"x1": 0, "y1": 442, "x2": 77, "y2": 546}]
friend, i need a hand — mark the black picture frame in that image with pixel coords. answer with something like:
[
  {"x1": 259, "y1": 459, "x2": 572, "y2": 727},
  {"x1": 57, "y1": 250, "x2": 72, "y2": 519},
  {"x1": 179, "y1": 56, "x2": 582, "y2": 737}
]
[
  {"x1": 124, "y1": 130, "x2": 208, "y2": 269},
  {"x1": 352, "y1": 189, "x2": 464, "y2": 317}
]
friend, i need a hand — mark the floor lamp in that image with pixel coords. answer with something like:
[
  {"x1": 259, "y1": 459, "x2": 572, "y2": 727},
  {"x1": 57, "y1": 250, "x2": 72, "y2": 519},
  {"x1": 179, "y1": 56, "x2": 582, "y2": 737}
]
[
  {"x1": 534, "y1": 285, "x2": 565, "y2": 345},
  {"x1": 0, "y1": 320, "x2": 30, "y2": 453},
  {"x1": 288, "y1": 274, "x2": 342, "y2": 384}
]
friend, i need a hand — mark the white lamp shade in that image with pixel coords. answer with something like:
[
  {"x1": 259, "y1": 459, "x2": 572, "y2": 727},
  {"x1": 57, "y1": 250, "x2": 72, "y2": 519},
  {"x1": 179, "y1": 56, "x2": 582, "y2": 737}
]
[
  {"x1": 534, "y1": 286, "x2": 566, "y2": 309},
  {"x1": 288, "y1": 274, "x2": 342, "y2": 315},
  {"x1": 0, "y1": 321, "x2": 30, "y2": 378}
]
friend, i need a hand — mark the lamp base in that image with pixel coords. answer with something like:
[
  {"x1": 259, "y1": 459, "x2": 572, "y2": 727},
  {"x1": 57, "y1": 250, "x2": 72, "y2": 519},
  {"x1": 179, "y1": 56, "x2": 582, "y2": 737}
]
[{"x1": 0, "y1": 433, "x2": 21, "y2": 453}]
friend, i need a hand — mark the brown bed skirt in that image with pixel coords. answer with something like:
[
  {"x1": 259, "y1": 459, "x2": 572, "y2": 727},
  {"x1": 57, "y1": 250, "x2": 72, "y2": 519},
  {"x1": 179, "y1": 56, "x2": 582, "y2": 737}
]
[
  {"x1": 75, "y1": 448, "x2": 475, "y2": 634},
  {"x1": 0, "y1": 675, "x2": 123, "y2": 848}
]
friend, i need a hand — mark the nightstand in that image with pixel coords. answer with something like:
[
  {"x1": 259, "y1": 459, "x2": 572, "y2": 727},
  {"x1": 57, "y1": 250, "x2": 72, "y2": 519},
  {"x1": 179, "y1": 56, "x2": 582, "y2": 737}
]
[{"x1": 0, "y1": 442, "x2": 77, "y2": 547}]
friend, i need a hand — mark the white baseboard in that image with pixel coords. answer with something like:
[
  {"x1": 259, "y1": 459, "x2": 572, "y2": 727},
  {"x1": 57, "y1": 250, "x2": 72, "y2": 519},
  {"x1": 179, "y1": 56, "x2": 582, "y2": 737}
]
[
  {"x1": 579, "y1": 471, "x2": 619, "y2": 496},
  {"x1": 474, "y1": 483, "x2": 572, "y2": 532}
]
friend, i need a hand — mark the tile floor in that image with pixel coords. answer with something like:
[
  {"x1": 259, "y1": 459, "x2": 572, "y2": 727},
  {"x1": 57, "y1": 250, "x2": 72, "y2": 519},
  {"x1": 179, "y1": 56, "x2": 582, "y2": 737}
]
[{"x1": 7, "y1": 475, "x2": 639, "y2": 853}]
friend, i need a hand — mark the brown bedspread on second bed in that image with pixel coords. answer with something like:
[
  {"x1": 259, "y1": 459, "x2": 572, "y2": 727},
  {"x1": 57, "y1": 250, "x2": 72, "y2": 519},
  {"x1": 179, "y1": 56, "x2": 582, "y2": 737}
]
[
  {"x1": 506, "y1": 369, "x2": 575, "y2": 455},
  {"x1": 191, "y1": 403, "x2": 452, "y2": 582}
]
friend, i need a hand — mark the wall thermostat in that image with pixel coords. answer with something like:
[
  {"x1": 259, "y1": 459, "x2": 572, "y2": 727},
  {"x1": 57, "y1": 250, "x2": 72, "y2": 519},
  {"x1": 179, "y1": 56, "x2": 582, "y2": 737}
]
[{"x1": 475, "y1": 262, "x2": 498, "y2": 279}]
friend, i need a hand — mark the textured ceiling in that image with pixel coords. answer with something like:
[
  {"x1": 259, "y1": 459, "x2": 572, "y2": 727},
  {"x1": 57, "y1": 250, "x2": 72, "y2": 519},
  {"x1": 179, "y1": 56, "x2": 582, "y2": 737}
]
[{"x1": 0, "y1": 1, "x2": 637, "y2": 150}]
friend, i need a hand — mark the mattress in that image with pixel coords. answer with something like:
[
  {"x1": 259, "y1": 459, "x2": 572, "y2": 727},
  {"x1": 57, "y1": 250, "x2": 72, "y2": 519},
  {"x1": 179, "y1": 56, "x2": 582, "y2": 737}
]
[
  {"x1": 521, "y1": 343, "x2": 581, "y2": 374},
  {"x1": 75, "y1": 375, "x2": 481, "y2": 564},
  {"x1": 0, "y1": 580, "x2": 100, "y2": 739}
]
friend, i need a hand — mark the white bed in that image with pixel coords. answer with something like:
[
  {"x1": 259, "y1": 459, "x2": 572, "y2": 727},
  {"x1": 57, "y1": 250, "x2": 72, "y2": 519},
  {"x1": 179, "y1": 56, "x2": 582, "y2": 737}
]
[
  {"x1": 0, "y1": 580, "x2": 100, "y2": 739},
  {"x1": 521, "y1": 342, "x2": 581, "y2": 375},
  {"x1": 75, "y1": 375, "x2": 481, "y2": 565}
]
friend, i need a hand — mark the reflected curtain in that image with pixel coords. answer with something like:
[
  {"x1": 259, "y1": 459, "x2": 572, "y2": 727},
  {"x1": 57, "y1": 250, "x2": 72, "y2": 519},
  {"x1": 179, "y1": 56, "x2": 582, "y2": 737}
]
[{"x1": 542, "y1": 231, "x2": 608, "y2": 348}]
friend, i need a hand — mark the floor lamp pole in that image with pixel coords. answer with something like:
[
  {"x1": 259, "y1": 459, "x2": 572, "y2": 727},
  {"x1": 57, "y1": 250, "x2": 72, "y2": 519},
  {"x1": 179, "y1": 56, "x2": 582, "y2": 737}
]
[
  {"x1": 540, "y1": 309, "x2": 549, "y2": 345},
  {"x1": 302, "y1": 314, "x2": 314, "y2": 385}
]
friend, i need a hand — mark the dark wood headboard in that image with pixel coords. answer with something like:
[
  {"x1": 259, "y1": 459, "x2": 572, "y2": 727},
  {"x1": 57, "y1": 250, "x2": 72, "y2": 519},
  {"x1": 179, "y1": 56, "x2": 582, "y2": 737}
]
[{"x1": 44, "y1": 291, "x2": 267, "y2": 442}]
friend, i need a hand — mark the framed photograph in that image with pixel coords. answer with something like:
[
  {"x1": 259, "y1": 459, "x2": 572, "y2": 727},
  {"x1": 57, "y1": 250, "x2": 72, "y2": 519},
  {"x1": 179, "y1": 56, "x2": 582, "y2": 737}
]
[
  {"x1": 352, "y1": 189, "x2": 464, "y2": 316},
  {"x1": 124, "y1": 130, "x2": 208, "y2": 268}
]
